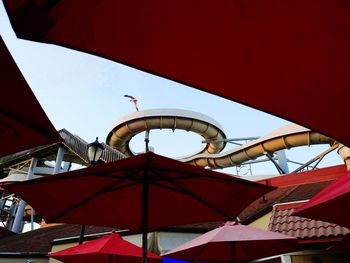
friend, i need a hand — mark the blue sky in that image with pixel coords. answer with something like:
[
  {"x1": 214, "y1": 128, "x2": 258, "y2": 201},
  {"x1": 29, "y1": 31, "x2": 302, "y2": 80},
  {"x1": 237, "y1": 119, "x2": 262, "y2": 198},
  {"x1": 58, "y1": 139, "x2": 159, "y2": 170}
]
[{"x1": 0, "y1": 3, "x2": 343, "y2": 176}]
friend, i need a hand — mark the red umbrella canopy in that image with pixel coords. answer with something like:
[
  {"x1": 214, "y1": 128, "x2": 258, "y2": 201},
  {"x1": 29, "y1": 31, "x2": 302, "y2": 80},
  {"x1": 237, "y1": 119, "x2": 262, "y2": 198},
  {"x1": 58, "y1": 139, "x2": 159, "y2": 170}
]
[
  {"x1": 0, "y1": 152, "x2": 274, "y2": 232},
  {"x1": 48, "y1": 232, "x2": 161, "y2": 263},
  {"x1": 0, "y1": 35, "x2": 62, "y2": 157},
  {"x1": 292, "y1": 170, "x2": 350, "y2": 228},
  {"x1": 4, "y1": 0, "x2": 350, "y2": 146},
  {"x1": 164, "y1": 221, "x2": 299, "y2": 263}
]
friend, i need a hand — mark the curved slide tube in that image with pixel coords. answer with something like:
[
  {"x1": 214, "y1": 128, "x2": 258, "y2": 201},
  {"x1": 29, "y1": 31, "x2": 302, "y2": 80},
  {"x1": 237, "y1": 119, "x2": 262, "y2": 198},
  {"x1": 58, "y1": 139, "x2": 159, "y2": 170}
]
[
  {"x1": 107, "y1": 109, "x2": 227, "y2": 157},
  {"x1": 107, "y1": 109, "x2": 337, "y2": 169},
  {"x1": 181, "y1": 124, "x2": 336, "y2": 169}
]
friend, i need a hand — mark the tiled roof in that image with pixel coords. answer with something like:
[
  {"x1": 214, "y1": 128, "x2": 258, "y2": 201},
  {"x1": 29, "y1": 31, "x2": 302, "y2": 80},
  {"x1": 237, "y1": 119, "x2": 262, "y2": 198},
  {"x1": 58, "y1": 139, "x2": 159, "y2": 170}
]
[
  {"x1": 239, "y1": 180, "x2": 334, "y2": 224},
  {"x1": 278, "y1": 181, "x2": 333, "y2": 203},
  {"x1": 0, "y1": 224, "x2": 114, "y2": 254},
  {"x1": 241, "y1": 166, "x2": 347, "y2": 224},
  {"x1": 268, "y1": 203, "x2": 350, "y2": 239},
  {"x1": 244, "y1": 169, "x2": 350, "y2": 242},
  {"x1": 238, "y1": 185, "x2": 294, "y2": 223}
]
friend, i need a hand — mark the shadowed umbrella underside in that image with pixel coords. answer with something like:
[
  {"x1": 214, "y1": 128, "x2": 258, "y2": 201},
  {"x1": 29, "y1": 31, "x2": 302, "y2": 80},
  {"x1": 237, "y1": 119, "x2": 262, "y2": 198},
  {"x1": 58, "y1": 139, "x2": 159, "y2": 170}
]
[
  {"x1": 4, "y1": 0, "x2": 350, "y2": 146},
  {"x1": 1, "y1": 152, "x2": 274, "y2": 263},
  {"x1": 0, "y1": 35, "x2": 61, "y2": 157}
]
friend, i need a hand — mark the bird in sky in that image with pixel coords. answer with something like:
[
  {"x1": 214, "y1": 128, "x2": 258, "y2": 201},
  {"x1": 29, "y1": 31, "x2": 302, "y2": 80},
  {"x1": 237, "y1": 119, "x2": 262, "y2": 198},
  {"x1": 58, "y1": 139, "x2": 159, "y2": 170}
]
[{"x1": 124, "y1": 95, "x2": 139, "y2": 112}]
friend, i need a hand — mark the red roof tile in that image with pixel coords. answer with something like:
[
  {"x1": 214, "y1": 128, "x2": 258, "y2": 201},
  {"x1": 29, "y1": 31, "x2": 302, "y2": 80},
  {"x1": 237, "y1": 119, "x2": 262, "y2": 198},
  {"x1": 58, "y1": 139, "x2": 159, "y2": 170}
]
[
  {"x1": 269, "y1": 204, "x2": 350, "y2": 239},
  {"x1": 279, "y1": 181, "x2": 333, "y2": 203},
  {"x1": 238, "y1": 185, "x2": 294, "y2": 223},
  {"x1": 239, "y1": 179, "x2": 334, "y2": 224},
  {"x1": 241, "y1": 165, "x2": 346, "y2": 224}
]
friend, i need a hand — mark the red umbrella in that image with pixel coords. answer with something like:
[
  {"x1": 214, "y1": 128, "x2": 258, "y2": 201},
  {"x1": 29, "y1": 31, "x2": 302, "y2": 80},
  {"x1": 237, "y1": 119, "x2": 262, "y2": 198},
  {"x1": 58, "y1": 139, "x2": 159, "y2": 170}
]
[
  {"x1": 1, "y1": 152, "x2": 274, "y2": 263},
  {"x1": 164, "y1": 221, "x2": 299, "y2": 262},
  {"x1": 4, "y1": 0, "x2": 350, "y2": 146},
  {"x1": 292, "y1": 170, "x2": 350, "y2": 228},
  {"x1": 0, "y1": 35, "x2": 62, "y2": 157},
  {"x1": 48, "y1": 232, "x2": 161, "y2": 263}
]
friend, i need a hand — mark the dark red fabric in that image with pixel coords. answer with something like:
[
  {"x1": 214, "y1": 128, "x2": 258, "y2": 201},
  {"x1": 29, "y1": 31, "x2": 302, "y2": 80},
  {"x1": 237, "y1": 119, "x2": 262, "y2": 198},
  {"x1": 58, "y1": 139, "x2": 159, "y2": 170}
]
[
  {"x1": 0, "y1": 35, "x2": 62, "y2": 157},
  {"x1": 1, "y1": 152, "x2": 274, "y2": 232},
  {"x1": 4, "y1": 0, "x2": 350, "y2": 146},
  {"x1": 327, "y1": 235, "x2": 350, "y2": 252},
  {"x1": 292, "y1": 171, "x2": 350, "y2": 228},
  {"x1": 48, "y1": 232, "x2": 161, "y2": 263},
  {"x1": 164, "y1": 222, "x2": 298, "y2": 262}
]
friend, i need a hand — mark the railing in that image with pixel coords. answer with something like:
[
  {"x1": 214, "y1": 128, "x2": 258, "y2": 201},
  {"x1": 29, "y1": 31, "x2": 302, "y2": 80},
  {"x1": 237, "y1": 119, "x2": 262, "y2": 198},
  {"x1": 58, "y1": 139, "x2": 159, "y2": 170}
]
[{"x1": 59, "y1": 129, "x2": 126, "y2": 164}]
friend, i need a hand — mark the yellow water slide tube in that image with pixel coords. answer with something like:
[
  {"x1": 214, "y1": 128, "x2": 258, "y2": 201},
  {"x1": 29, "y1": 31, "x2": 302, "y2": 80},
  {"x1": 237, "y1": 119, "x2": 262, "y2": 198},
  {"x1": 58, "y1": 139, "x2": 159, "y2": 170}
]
[
  {"x1": 107, "y1": 109, "x2": 227, "y2": 157},
  {"x1": 182, "y1": 124, "x2": 336, "y2": 169},
  {"x1": 107, "y1": 109, "x2": 337, "y2": 169}
]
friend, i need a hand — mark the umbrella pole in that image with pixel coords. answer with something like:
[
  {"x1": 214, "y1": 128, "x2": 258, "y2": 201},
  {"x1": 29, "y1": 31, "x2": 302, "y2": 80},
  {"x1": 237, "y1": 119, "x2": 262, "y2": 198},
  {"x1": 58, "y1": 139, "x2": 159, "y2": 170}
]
[
  {"x1": 141, "y1": 179, "x2": 150, "y2": 263},
  {"x1": 79, "y1": 224, "x2": 85, "y2": 244}
]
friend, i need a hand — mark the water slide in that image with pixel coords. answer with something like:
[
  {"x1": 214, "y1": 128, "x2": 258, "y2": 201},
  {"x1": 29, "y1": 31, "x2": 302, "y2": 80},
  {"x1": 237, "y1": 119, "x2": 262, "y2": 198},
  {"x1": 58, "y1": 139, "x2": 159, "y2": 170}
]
[
  {"x1": 107, "y1": 109, "x2": 227, "y2": 157},
  {"x1": 107, "y1": 109, "x2": 338, "y2": 169}
]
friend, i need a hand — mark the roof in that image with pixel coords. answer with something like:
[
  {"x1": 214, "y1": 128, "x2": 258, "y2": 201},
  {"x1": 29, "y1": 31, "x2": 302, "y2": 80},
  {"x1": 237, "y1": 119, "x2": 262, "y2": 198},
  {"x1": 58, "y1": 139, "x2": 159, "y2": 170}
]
[
  {"x1": 278, "y1": 181, "x2": 334, "y2": 203},
  {"x1": 170, "y1": 177, "x2": 334, "y2": 225},
  {"x1": 0, "y1": 224, "x2": 114, "y2": 254},
  {"x1": 238, "y1": 185, "x2": 293, "y2": 223},
  {"x1": 269, "y1": 202, "x2": 350, "y2": 240},
  {"x1": 240, "y1": 165, "x2": 350, "y2": 243},
  {"x1": 257, "y1": 165, "x2": 347, "y2": 187},
  {"x1": 238, "y1": 166, "x2": 345, "y2": 224}
]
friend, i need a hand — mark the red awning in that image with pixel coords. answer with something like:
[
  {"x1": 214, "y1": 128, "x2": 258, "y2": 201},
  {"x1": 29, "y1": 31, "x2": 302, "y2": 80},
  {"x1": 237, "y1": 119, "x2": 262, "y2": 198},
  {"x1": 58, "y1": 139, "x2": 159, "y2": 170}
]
[
  {"x1": 4, "y1": 0, "x2": 350, "y2": 146},
  {"x1": 0, "y1": 35, "x2": 62, "y2": 157}
]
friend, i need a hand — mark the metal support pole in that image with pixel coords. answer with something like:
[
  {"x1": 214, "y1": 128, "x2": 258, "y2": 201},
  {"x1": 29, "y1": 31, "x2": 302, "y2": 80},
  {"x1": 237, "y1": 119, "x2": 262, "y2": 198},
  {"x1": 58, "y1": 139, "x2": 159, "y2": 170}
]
[
  {"x1": 276, "y1": 150, "x2": 289, "y2": 174},
  {"x1": 12, "y1": 157, "x2": 38, "y2": 233},
  {"x1": 281, "y1": 255, "x2": 292, "y2": 263},
  {"x1": 266, "y1": 153, "x2": 286, "y2": 175},
  {"x1": 30, "y1": 208, "x2": 34, "y2": 231},
  {"x1": 290, "y1": 143, "x2": 339, "y2": 174},
  {"x1": 53, "y1": 146, "x2": 65, "y2": 174},
  {"x1": 145, "y1": 130, "x2": 150, "y2": 152},
  {"x1": 202, "y1": 137, "x2": 259, "y2": 144},
  {"x1": 6, "y1": 201, "x2": 17, "y2": 229}
]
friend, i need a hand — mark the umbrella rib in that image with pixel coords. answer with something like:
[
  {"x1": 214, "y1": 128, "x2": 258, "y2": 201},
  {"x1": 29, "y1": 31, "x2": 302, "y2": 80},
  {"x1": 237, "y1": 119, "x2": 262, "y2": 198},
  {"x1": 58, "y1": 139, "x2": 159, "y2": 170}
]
[
  {"x1": 189, "y1": 242, "x2": 212, "y2": 263},
  {"x1": 153, "y1": 167, "x2": 267, "y2": 187},
  {"x1": 96, "y1": 167, "x2": 148, "y2": 178},
  {"x1": 95, "y1": 166, "x2": 213, "y2": 181},
  {"x1": 10, "y1": 167, "x2": 146, "y2": 185},
  {"x1": 50, "y1": 179, "x2": 139, "y2": 221},
  {"x1": 150, "y1": 175, "x2": 233, "y2": 220}
]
